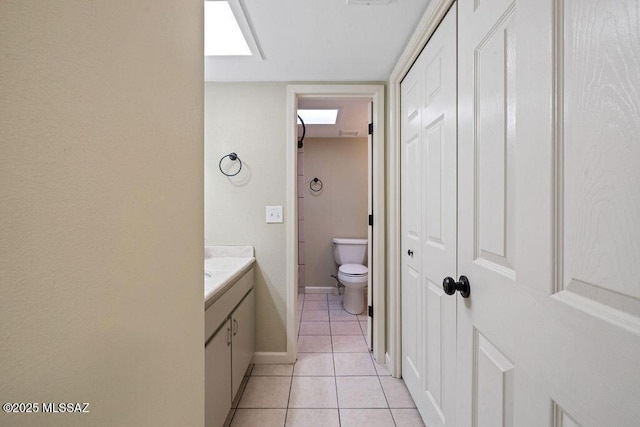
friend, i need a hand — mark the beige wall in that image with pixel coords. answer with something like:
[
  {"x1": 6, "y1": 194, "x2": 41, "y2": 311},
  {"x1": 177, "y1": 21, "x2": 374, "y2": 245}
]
[
  {"x1": 205, "y1": 83, "x2": 288, "y2": 353},
  {"x1": 0, "y1": 2, "x2": 203, "y2": 426},
  {"x1": 303, "y1": 137, "x2": 369, "y2": 287}
]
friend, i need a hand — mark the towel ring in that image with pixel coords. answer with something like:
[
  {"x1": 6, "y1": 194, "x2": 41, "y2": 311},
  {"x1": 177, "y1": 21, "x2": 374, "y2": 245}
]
[
  {"x1": 310, "y1": 177, "x2": 323, "y2": 192},
  {"x1": 219, "y1": 152, "x2": 242, "y2": 177}
]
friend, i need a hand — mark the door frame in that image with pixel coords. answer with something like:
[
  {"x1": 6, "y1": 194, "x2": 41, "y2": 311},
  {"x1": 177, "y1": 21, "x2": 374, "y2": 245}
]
[
  {"x1": 285, "y1": 84, "x2": 386, "y2": 363},
  {"x1": 387, "y1": 0, "x2": 455, "y2": 376}
]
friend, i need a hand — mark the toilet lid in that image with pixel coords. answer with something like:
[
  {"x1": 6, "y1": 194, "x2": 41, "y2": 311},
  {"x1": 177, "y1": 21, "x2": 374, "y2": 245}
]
[{"x1": 339, "y1": 264, "x2": 368, "y2": 276}]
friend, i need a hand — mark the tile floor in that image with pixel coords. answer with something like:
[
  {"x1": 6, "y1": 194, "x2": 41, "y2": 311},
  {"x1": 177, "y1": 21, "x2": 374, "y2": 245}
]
[{"x1": 224, "y1": 292, "x2": 425, "y2": 427}]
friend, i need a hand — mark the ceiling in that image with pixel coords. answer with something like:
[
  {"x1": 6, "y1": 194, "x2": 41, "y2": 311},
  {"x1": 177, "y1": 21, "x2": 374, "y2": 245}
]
[
  {"x1": 205, "y1": 0, "x2": 431, "y2": 82},
  {"x1": 298, "y1": 98, "x2": 370, "y2": 138}
]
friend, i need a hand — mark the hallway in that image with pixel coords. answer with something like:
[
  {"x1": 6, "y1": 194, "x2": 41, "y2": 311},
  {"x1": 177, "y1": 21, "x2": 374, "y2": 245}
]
[{"x1": 225, "y1": 292, "x2": 425, "y2": 426}]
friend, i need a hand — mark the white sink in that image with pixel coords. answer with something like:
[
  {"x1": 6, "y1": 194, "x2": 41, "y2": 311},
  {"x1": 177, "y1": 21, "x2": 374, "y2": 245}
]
[{"x1": 205, "y1": 270, "x2": 212, "y2": 279}]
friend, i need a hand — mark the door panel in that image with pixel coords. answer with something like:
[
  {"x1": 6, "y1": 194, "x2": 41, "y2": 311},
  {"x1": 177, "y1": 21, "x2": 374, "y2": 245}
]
[
  {"x1": 561, "y1": 0, "x2": 640, "y2": 313},
  {"x1": 474, "y1": 6, "x2": 517, "y2": 274},
  {"x1": 474, "y1": 332, "x2": 514, "y2": 427},
  {"x1": 205, "y1": 320, "x2": 231, "y2": 427},
  {"x1": 458, "y1": 0, "x2": 640, "y2": 426},
  {"x1": 402, "y1": 5, "x2": 457, "y2": 427},
  {"x1": 231, "y1": 290, "x2": 254, "y2": 399}
]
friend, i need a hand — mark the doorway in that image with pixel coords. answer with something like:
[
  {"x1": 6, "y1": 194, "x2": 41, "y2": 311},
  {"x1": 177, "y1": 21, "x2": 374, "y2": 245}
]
[{"x1": 285, "y1": 85, "x2": 385, "y2": 364}]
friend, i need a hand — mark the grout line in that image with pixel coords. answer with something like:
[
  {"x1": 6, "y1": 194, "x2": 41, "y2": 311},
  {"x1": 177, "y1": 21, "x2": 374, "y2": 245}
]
[
  {"x1": 284, "y1": 372, "x2": 294, "y2": 426},
  {"x1": 330, "y1": 312, "x2": 342, "y2": 427}
]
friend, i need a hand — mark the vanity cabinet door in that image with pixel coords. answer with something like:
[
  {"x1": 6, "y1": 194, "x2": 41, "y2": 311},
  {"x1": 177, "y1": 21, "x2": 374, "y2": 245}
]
[
  {"x1": 205, "y1": 319, "x2": 232, "y2": 427},
  {"x1": 231, "y1": 289, "x2": 255, "y2": 399}
]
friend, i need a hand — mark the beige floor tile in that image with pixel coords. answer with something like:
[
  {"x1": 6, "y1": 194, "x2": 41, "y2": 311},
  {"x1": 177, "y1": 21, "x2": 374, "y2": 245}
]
[
  {"x1": 303, "y1": 300, "x2": 329, "y2": 310},
  {"x1": 251, "y1": 364, "x2": 294, "y2": 377},
  {"x1": 230, "y1": 409, "x2": 287, "y2": 426},
  {"x1": 285, "y1": 409, "x2": 340, "y2": 427},
  {"x1": 328, "y1": 299, "x2": 344, "y2": 310},
  {"x1": 331, "y1": 335, "x2": 368, "y2": 353},
  {"x1": 305, "y1": 294, "x2": 328, "y2": 301},
  {"x1": 237, "y1": 376, "x2": 291, "y2": 408},
  {"x1": 379, "y1": 377, "x2": 416, "y2": 408},
  {"x1": 298, "y1": 335, "x2": 332, "y2": 353},
  {"x1": 334, "y1": 353, "x2": 377, "y2": 376},
  {"x1": 299, "y1": 321, "x2": 330, "y2": 335},
  {"x1": 373, "y1": 358, "x2": 391, "y2": 376},
  {"x1": 339, "y1": 409, "x2": 395, "y2": 427},
  {"x1": 327, "y1": 293, "x2": 343, "y2": 300},
  {"x1": 329, "y1": 309, "x2": 359, "y2": 321},
  {"x1": 293, "y1": 352, "x2": 335, "y2": 376},
  {"x1": 391, "y1": 408, "x2": 426, "y2": 426},
  {"x1": 336, "y1": 376, "x2": 388, "y2": 408},
  {"x1": 289, "y1": 377, "x2": 338, "y2": 408},
  {"x1": 330, "y1": 321, "x2": 364, "y2": 336},
  {"x1": 302, "y1": 309, "x2": 330, "y2": 322}
]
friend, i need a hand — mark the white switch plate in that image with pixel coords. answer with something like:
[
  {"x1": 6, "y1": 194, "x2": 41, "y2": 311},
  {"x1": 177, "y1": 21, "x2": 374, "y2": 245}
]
[{"x1": 266, "y1": 206, "x2": 283, "y2": 223}]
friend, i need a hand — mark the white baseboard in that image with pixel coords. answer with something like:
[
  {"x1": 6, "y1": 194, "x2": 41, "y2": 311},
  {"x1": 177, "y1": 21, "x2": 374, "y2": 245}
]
[
  {"x1": 252, "y1": 352, "x2": 291, "y2": 364},
  {"x1": 304, "y1": 286, "x2": 340, "y2": 294}
]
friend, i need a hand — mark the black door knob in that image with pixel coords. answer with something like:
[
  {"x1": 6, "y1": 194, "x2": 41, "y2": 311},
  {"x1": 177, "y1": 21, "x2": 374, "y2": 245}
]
[
  {"x1": 442, "y1": 276, "x2": 471, "y2": 298},
  {"x1": 407, "y1": 249, "x2": 414, "y2": 257}
]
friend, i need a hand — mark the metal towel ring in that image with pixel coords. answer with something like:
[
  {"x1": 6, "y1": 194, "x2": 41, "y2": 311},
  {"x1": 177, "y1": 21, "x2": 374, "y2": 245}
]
[
  {"x1": 310, "y1": 177, "x2": 323, "y2": 192},
  {"x1": 219, "y1": 152, "x2": 243, "y2": 177}
]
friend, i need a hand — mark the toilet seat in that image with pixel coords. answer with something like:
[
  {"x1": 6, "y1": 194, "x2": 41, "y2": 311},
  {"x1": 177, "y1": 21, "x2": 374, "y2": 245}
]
[{"x1": 338, "y1": 264, "x2": 368, "y2": 277}]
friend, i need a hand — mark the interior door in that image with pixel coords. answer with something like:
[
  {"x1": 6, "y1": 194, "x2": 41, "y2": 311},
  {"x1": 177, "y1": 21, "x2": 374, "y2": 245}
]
[
  {"x1": 367, "y1": 101, "x2": 374, "y2": 351},
  {"x1": 456, "y1": 0, "x2": 640, "y2": 425},
  {"x1": 401, "y1": 5, "x2": 458, "y2": 426}
]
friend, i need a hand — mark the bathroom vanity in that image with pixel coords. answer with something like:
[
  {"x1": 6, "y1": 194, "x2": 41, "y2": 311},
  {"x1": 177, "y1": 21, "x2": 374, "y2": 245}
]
[{"x1": 204, "y1": 246, "x2": 255, "y2": 427}]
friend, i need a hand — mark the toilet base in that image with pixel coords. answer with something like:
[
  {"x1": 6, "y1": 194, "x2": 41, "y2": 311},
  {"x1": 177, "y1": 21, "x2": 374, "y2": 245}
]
[{"x1": 343, "y1": 286, "x2": 366, "y2": 315}]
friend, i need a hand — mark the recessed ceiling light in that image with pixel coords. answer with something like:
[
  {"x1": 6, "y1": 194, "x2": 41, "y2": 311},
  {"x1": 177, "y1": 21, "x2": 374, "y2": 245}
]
[
  {"x1": 297, "y1": 109, "x2": 339, "y2": 125},
  {"x1": 205, "y1": 0, "x2": 259, "y2": 57}
]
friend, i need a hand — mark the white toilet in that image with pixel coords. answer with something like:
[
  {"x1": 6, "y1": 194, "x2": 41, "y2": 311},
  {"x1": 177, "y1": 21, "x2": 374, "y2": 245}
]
[{"x1": 332, "y1": 237, "x2": 368, "y2": 314}]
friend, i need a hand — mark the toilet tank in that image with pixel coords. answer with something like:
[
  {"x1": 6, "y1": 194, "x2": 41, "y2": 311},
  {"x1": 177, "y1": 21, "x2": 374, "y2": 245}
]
[{"x1": 332, "y1": 238, "x2": 368, "y2": 266}]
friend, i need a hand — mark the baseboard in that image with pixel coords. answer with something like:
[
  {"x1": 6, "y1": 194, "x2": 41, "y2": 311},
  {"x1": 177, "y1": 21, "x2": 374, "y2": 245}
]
[
  {"x1": 252, "y1": 352, "x2": 291, "y2": 364},
  {"x1": 304, "y1": 286, "x2": 340, "y2": 295}
]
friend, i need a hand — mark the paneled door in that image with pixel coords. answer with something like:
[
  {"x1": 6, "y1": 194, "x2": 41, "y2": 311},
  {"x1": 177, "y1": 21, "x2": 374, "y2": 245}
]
[
  {"x1": 457, "y1": 0, "x2": 640, "y2": 425},
  {"x1": 401, "y1": 5, "x2": 457, "y2": 426},
  {"x1": 367, "y1": 100, "x2": 373, "y2": 350}
]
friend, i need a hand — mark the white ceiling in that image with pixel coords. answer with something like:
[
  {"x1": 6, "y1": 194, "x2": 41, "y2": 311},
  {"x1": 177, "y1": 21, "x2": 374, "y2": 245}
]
[
  {"x1": 205, "y1": 0, "x2": 431, "y2": 82},
  {"x1": 298, "y1": 98, "x2": 370, "y2": 138}
]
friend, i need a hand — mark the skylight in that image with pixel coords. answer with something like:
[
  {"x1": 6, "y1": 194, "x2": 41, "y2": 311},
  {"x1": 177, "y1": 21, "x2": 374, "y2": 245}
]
[
  {"x1": 204, "y1": 1, "x2": 251, "y2": 56},
  {"x1": 297, "y1": 109, "x2": 339, "y2": 125}
]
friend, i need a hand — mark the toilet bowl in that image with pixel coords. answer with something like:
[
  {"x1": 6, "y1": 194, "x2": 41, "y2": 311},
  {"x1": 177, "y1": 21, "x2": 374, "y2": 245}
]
[
  {"x1": 332, "y1": 238, "x2": 368, "y2": 315},
  {"x1": 337, "y1": 264, "x2": 368, "y2": 314}
]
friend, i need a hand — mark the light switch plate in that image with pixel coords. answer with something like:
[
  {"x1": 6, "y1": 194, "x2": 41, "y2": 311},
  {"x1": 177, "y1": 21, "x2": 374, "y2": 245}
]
[{"x1": 266, "y1": 206, "x2": 283, "y2": 223}]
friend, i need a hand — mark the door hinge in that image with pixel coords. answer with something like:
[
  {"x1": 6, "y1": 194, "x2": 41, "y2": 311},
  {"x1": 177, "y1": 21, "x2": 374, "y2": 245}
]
[
  {"x1": 368, "y1": 214, "x2": 373, "y2": 226},
  {"x1": 368, "y1": 123, "x2": 373, "y2": 135},
  {"x1": 368, "y1": 305, "x2": 373, "y2": 317}
]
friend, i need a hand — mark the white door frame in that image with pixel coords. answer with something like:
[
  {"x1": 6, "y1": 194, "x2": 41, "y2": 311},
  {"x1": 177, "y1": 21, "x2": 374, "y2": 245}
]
[
  {"x1": 285, "y1": 84, "x2": 386, "y2": 364},
  {"x1": 387, "y1": 0, "x2": 455, "y2": 376}
]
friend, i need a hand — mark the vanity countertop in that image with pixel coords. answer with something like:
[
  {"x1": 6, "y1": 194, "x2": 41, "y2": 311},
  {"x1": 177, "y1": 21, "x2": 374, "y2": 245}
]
[{"x1": 204, "y1": 245, "x2": 255, "y2": 309}]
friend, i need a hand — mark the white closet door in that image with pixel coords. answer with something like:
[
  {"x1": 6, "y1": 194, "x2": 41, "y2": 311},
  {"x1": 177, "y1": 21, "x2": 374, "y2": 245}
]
[
  {"x1": 401, "y1": 5, "x2": 458, "y2": 426},
  {"x1": 367, "y1": 101, "x2": 373, "y2": 350},
  {"x1": 457, "y1": 0, "x2": 640, "y2": 425}
]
